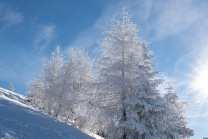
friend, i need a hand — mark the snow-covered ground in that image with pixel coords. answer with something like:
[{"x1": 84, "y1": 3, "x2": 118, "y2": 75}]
[{"x1": 0, "y1": 87, "x2": 96, "y2": 139}]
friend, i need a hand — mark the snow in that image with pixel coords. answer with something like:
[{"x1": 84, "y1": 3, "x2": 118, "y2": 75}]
[{"x1": 0, "y1": 87, "x2": 95, "y2": 139}]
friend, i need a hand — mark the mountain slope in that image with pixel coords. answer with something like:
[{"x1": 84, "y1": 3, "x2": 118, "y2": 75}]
[{"x1": 0, "y1": 87, "x2": 95, "y2": 139}]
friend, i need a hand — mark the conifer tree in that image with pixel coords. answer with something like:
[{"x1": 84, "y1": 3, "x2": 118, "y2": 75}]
[
  {"x1": 8, "y1": 83, "x2": 14, "y2": 92},
  {"x1": 93, "y1": 8, "x2": 194, "y2": 139},
  {"x1": 163, "y1": 81, "x2": 194, "y2": 139},
  {"x1": 93, "y1": 7, "x2": 165, "y2": 139},
  {"x1": 27, "y1": 46, "x2": 94, "y2": 131},
  {"x1": 66, "y1": 47, "x2": 94, "y2": 131},
  {"x1": 118, "y1": 41, "x2": 171, "y2": 139},
  {"x1": 94, "y1": 7, "x2": 142, "y2": 139},
  {"x1": 27, "y1": 46, "x2": 65, "y2": 117}
]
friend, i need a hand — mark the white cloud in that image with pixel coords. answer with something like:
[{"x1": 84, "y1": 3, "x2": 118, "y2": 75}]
[
  {"x1": 186, "y1": 98, "x2": 208, "y2": 119},
  {"x1": 156, "y1": 73, "x2": 186, "y2": 96},
  {"x1": 0, "y1": 3, "x2": 23, "y2": 31},
  {"x1": 65, "y1": 0, "x2": 154, "y2": 55},
  {"x1": 66, "y1": 6, "x2": 120, "y2": 49},
  {"x1": 150, "y1": 0, "x2": 198, "y2": 39},
  {"x1": 33, "y1": 25, "x2": 56, "y2": 51},
  {"x1": 189, "y1": 113, "x2": 208, "y2": 118}
]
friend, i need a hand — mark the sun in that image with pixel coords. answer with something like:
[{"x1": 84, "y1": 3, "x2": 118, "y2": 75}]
[{"x1": 191, "y1": 62, "x2": 208, "y2": 97}]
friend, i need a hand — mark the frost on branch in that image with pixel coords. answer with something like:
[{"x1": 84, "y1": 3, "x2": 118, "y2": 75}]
[{"x1": 26, "y1": 46, "x2": 94, "y2": 132}]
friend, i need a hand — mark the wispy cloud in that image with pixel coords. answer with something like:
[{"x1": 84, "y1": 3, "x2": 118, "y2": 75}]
[
  {"x1": 0, "y1": 3, "x2": 23, "y2": 31},
  {"x1": 151, "y1": 0, "x2": 198, "y2": 40},
  {"x1": 96, "y1": 0, "x2": 200, "y2": 42},
  {"x1": 66, "y1": 0, "x2": 201, "y2": 54},
  {"x1": 65, "y1": 5, "x2": 121, "y2": 54},
  {"x1": 147, "y1": 0, "x2": 208, "y2": 101},
  {"x1": 65, "y1": 0, "x2": 155, "y2": 56},
  {"x1": 189, "y1": 113, "x2": 208, "y2": 118},
  {"x1": 156, "y1": 73, "x2": 186, "y2": 95},
  {"x1": 33, "y1": 25, "x2": 56, "y2": 51}
]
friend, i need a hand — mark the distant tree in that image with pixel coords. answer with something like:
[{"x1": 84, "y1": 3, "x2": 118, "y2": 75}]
[{"x1": 8, "y1": 83, "x2": 14, "y2": 92}]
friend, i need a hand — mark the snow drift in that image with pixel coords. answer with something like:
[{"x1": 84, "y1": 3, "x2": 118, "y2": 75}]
[{"x1": 0, "y1": 87, "x2": 95, "y2": 139}]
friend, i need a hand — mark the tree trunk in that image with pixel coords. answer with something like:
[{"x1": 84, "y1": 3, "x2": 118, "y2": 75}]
[{"x1": 122, "y1": 39, "x2": 127, "y2": 139}]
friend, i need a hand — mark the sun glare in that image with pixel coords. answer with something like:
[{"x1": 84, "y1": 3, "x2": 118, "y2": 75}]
[{"x1": 191, "y1": 63, "x2": 208, "y2": 97}]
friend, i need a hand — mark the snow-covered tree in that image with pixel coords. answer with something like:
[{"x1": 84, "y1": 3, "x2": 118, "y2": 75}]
[
  {"x1": 27, "y1": 46, "x2": 94, "y2": 131},
  {"x1": 92, "y1": 7, "x2": 164, "y2": 139},
  {"x1": 118, "y1": 40, "x2": 174, "y2": 139},
  {"x1": 8, "y1": 83, "x2": 14, "y2": 92},
  {"x1": 66, "y1": 47, "x2": 94, "y2": 131},
  {"x1": 93, "y1": 7, "x2": 142, "y2": 138},
  {"x1": 163, "y1": 80, "x2": 194, "y2": 139},
  {"x1": 92, "y1": 7, "x2": 193, "y2": 139},
  {"x1": 27, "y1": 46, "x2": 65, "y2": 117}
]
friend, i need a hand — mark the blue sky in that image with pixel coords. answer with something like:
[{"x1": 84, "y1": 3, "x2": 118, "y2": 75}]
[{"x1": 0, "y1": 0, "x2": 208, "y2": 138}]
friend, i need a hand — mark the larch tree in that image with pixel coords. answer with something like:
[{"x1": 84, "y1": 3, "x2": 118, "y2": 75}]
[
  {"x1": 27, "y1": 46, "x2": 65, "y2": 117},
  {"x1": 66, "y1": 47, "x2": 94, "y2": 131},
  {"x1": 27, "y1": 46, "x2": 94, "y2": 132}
]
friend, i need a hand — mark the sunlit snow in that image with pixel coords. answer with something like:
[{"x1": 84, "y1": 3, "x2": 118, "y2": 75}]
[{"x1": 0, "y1": 87, "x2": 95, "y2": 139}]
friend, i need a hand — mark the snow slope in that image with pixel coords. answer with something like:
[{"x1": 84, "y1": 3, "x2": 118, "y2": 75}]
[{"x1": 0, "y1": 87, "x2": 95, "y2": 139}]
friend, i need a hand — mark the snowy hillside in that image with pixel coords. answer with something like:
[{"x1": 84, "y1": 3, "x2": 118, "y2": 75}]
[{"x1": 0, "y1": 87, "x2": 95, "y2": 139}]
